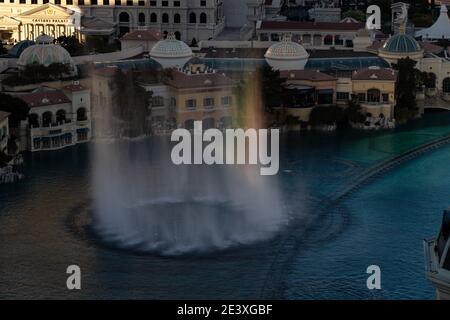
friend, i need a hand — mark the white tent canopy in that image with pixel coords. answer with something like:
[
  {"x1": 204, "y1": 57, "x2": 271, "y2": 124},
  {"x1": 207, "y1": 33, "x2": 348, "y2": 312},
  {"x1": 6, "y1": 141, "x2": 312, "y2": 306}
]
[{"x1": 416, "y1": 5, "x2": 450, "y2": 40}]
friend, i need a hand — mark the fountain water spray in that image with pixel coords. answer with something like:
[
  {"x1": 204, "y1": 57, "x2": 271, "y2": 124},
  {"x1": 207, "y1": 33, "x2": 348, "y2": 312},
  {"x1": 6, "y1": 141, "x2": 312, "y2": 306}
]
[{"x1": 91, "y1": 69, "x2": 285, "y2": 255}]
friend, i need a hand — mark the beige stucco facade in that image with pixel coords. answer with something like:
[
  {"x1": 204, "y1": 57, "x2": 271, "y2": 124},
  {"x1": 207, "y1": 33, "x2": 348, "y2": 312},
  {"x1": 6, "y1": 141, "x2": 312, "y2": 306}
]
[
  {"x1": 170, "y1": 86, "x2": 235, "y2": 129},
  {"x1": 352, "y1": 79, "x2": 396, "y2": 119}
]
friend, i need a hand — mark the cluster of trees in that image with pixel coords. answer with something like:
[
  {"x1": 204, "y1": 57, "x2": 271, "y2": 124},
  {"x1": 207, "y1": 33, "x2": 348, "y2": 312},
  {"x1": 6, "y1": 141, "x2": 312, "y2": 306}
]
[
  {"x1": 392, "y1": 58, "x2": 419, "y2": 124},
  {"x1": 0, "y1": 93, "x2": 30, "y2": 128},
  {"x1": 3, "y1": 63, "x2": 73, "y2": 86},
  {"x1": 110, "y1": 69, "x2": 153, "y2": 137},
  {"x1": 0, "y1": 93, "x2": 30, "y2": 155},
  {"x1": 0, "y1": 42, "x2": 7, "y2": 55},
  {"x1": 55, "y1": 35, "x2": 120, "y2": 56}
]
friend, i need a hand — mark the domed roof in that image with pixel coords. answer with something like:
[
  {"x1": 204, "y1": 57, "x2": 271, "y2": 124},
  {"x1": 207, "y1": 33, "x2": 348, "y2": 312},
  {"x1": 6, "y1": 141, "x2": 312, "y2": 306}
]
[
  {"x1": 17, "y1": 34, "x2": 76, "y2": 71},
  {"x1": 8, "y1": 40, "x2": 35, "y2": 58},
  {"x1": 265, "y1": 34, "x2": 309, "y2": 60},
  {"x1": 381, "y1": 33, "x2": 421, "y2": 53},
  {"x1": 150, "y1": 33, "x2": 193, "y2": 58}
]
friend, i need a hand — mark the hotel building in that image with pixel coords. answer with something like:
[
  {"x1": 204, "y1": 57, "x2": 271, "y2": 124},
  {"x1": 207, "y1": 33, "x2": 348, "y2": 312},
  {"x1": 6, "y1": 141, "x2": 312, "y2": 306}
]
[
  {"x1": 13, "y1": 84, "x2": 91, "y2": 152},
  {"x1": 0, "y1": 0, "x2": 226, "y2": 43}
]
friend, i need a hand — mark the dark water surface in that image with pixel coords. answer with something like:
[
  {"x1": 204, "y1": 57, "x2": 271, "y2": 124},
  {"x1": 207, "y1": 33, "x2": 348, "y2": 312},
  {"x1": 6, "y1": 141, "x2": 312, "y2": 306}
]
[{"x1": 2, "y1": 113, "x2": 450, "y2": 299}]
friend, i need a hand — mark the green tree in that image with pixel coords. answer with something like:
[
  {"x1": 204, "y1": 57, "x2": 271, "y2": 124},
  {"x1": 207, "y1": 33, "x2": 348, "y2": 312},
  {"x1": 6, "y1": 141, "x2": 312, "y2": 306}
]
[
  {"x1": 56, "y1": 35, "x2": 85, "y2": 56},
  {"x1": 110, "y1": 69, "x2": 152, "y2": 137},
  {"x1": 309, "y1": 105, "x2": 345, "y2": 126},
  {"x1": 392, "y1": 57, "x2": 419, "y2": 123},
  {"x1": 260, "y1": 65, "x2": 286, "y2": 112},
  {"x1": 343, "y1": 10, "x2": 366, "y2": 22},
  {"x1": 0, "y1": 93, "x2": 30, "y2": 128},
  {"x1": 345, "y1": 94, "x2": 365, "y2": 124},
  {"x1": 0, "y1": 42, "x2": 7, "y2": 55}
]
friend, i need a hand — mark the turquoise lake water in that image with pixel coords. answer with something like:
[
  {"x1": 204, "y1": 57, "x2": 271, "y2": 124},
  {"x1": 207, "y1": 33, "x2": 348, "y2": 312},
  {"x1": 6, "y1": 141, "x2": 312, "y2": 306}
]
[{"x1": 1, "y1": 112, "x2": 450, "y2": 299}]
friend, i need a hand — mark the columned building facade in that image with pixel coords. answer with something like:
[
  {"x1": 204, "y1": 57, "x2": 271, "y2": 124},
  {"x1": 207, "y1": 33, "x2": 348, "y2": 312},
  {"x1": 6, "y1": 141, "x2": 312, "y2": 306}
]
[{"x1": 0, "y1": 0, "x2": 225, "y2": 43}]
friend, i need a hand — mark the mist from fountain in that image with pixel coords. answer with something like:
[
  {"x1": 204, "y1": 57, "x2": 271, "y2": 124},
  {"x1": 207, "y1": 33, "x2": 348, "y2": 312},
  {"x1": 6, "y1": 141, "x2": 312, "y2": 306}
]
[{"x1": 91, "y1": 69, "x2": 286, "y2": 255}]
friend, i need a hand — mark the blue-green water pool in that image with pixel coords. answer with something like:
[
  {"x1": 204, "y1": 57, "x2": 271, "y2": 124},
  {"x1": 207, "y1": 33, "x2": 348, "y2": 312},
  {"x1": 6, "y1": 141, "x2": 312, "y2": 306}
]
[{"x1": 2, "y1": 112, "x2": 450, "y2": 299}]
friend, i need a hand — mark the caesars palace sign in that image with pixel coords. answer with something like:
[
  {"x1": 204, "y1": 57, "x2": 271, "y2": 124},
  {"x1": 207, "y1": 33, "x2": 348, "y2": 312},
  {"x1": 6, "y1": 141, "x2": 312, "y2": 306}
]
[{"x1": 29, "y1": 8, "x2": 70, "y2": 23}]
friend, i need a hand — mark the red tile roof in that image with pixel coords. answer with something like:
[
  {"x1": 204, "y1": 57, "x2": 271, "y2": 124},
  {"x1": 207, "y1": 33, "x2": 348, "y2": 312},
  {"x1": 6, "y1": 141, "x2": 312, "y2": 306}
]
[
  {"x1": 419, "y1": 41, "x2": 444, "y2": 54},
  {"x1": 352, "y1": 68, "x2": 397, "y2": 81},
  {"x1": 164, "y1": 69, "x2": 235, "y2": 89},
  {"x1": 121, "y1": 30, "x2": 162, "y2": 41},
  {"x1": 0, "y1": 111, "x2": 10, "y2": 122},
  {"x1": 259, "y1": 20, "x2": 365, "y2": 31},
  {"x1": 18, "y1": 90, "x2": 71, "y2": 108},
  {"x1": 93, "y1": 66, "x2": 120, "y2": 77},
  {"x1": 281, "y1": 69, "x2": 336, "y2": 81},
  {"x1": 62, "y1": 83, "x2": 87, "y2": 92}
]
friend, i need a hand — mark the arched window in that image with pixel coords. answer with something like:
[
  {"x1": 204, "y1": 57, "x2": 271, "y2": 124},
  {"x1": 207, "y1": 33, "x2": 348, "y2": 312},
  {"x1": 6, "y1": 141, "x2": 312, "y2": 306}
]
[
  {"x1": 28, "y1": 113, "x2": 39, "y2": 128},
  {"x1": 150, "y1": 13, "x2": 157, "y2": 23},
  {"x1": 426, "y1": 73, "x2": 436, "y2": 89},
  {"x1": 174, "y1": 31, "x2": 181, "y2": 40},
  {"x1": 119, "y1": 12, "x2": 131, "y2": 35},
  {"x1": 77, "y1": 108, "x2": 87, "y2": 121},
  {"x1": 174, "y1": 13, "x2": 181, "y2": 24},
  {"x1": 163, "y1": 30, "x2": 168, "y2": 39},
  {"x1": 189, "y1": 12, "x2": 196, "y2": 23},
  {"x1": 324, "y1": 34, "x2": 333, "y2": 45},
  {"x1": 200, "y1": 12, "x2": 207, "y2": 23},
  {"x1": 138, "y1": 12, "x2": 145, "y2": 26},
  {"x1": 367, "y1": 88, "x2": 381, "y2": 103},
  {"x1": 56, "y1": 109, "x2": 66, "y2": 124},
  {"x1": 42, "y1": 111, "x2": 53, "y2": 127},
  {"x1": 162, "y1": 13, "x2": 169, "y2": 23},
  {"x1": 119, "y1": 12, "x2": 130, "y2": 22},
  {"x1": 442, "y1": 77, "x2": 450, "y2": 93}
]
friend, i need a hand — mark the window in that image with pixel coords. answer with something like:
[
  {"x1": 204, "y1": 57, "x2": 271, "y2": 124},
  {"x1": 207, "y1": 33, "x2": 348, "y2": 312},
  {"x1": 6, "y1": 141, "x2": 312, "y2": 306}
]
[
  {"x1": 162, "y1": 0, "x2": 168, "y2": 5},
  {"x1": 20, "y1": 0, "x2": 26, "y2": 3},
  {"x1": 150, "y1": 0, "x2": 156, "y2": 5},
  {"x1": 336, "y1": 92, "x2": 349, "y2": 101},
  {"x1": 357, "y1": 93, "x2": 366, "y2": 102},
  {"x1": 173, "y1": 0, "x2": 180, "y2": 6},
  {"x1": 317, "y1": 91, "x2": 333, "y2": 105},
  {"x1": 138, "y1": 0, "x2": 144, "y2": 5},
  {"x1": 152, "y1": 96, "x2": 164, "y2": 107},
  {"x1": 150, "y1": 13, "x2": 157, "y2": 22},
  {"x1": 443, "y1": 78, "x2": 450, "y2": 93},
  {"x1": 66, "y1": 0, "x2": 72, "y2": 4},
  {"x1": 31, "y1": 0, "x2": 38, "y2": 3},
  {"x1": 9, "y1": 0, "x2": 14, "y2": 3},
  {"x1": 103, "y1": 0, "x2": 109, "y2": 4},
  {"x1": 382, "y1": 93, "x2": 389, "y2": 102},
  {"x1": 189, "y1": 12, "x2": 196, "y2": 23},
  {"x1": 91, "y1": 0, "x2": 97, "y2": 4},
  {"x1": 174, "y1": 13, "x2": 180, "y2": 23},
  {"x1": 203, "y1": 97, "x2": 214, "y2": 108},
  {"x1": 186, "y1": 99, "x2": 197, "y2": 109},
  {"x1": 221, "y1": 96, "x2": 232, "y2": 106},
  {"x1": 367, "y1": 89, "x2": 380, "y2": 103},
  {"x1": 115, "y1": 0, "x2": 121, "y2": 4},
  {"x1": 126, "y1": 0, "x2": 133, "y2": 5},
  {"x1": 139, "y1": 12, "x2": 145, "y2": 25},
  {"x1": 78, "y1": 0, "x2": 84, "y2": 5},
  {"x1": 77, "y1": 108, "x2": 87, "y2": 121},
  {"x1": 162, "y1": 13, "x2": 169, "y2": 23},
  {"x1": 200, "y1": 12, "x2": 207, "y2": 23},
  {"x1": 200, "y1": 0, "x2": 206, "y2": 6}
]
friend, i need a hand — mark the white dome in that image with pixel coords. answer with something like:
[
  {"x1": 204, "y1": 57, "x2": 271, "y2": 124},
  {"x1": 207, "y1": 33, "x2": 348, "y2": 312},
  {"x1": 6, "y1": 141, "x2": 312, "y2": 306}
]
[
  {"x1": 150, "y1": 33, "x2": 193, "y2": 69},
  {"x1": 17, "y1": 33, "x2": 77, "y2": 75},
  {"x1": 265, "y1": 34, "x2": 309, "y2": 71}
]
